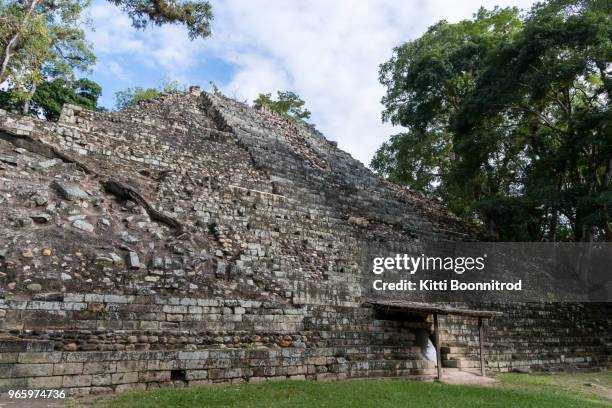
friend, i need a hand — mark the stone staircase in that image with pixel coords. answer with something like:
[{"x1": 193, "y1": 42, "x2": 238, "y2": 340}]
[
  {"x1": 439, "y1": 303, "x2": 612, "y2": 374},
  {"x1": 440, "y1": 345, "x2": 482, "y2": 372}
]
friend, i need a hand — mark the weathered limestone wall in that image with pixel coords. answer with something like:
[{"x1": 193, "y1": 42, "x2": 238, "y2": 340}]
[
  {"x1": 0, "y1": 296, "x2": 431, "y2": 395},
  {"x1": 0, "y1": 87, "x2": 609, "y2": 395},
  {"x1": 439, "y1": 303, "x2": 612, "y2": 373}
]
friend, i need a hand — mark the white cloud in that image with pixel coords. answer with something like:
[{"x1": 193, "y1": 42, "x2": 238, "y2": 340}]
[
  {"x1": 87, "y1": 4, "x2": 144, "y2": 55},
  {"x1": 107, "y1": 61, "x2": 128, "y2": 80},
  {"x1": 87, "y1": 1, "x2": 206, "y2": 81},
  {"x1": 88, "y1": 0, "x2": 537, "y2": 165}
]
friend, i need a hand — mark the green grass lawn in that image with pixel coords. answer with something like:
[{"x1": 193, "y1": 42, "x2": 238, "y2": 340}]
[
  {"x1": 92, "y1": 374, "x2": 612, "y2": 408},
  {"x1": 498, "y1": 371, "x2": 612, "y2": 404}
]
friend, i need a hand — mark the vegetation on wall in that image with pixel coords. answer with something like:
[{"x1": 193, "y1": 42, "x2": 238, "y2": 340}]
[
  {"x1": 114, "y1": 79, "x2": 185, "y2": 110},
  {"x1": 254, "y1": 91, "x2": 312, "y2": 120}
]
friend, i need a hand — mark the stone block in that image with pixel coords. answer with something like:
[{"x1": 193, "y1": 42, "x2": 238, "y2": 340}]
[
  {"x1": 53, "y1": 363, "x2": 83, "y2": 375},
  {"x1": 104, "y1": 294, "x2": 135, "y2": 304},
  {"x1": 188, "y1": 306, "x2": 203, "y2": 314},
  {"x1": 189, "y1": 379, "x2": 212, "y2": 387},
  {"x1": 84, "y1": 294, "x2": 104, "y2": 302},
  {"x1": 90, "y1": 386, "x2": 113, "y2": 395},
  {"x1": 83, "y1": 361, "x2": 116, "y2": 375},
  {"x1": 0, "y1": 353, "x2": 18, "y2": 364},
  {"x1": 91, "y1": 374, "x2": 112, "y2": 386},
  {"x1": 67, "y1": 387, "x2": 91, "y2": 396},
  {"x1": 116, "y1": 360, "x2": 146, "y2": 373},
  {"x1": 0, "y1": 339, "x2": 54, "y2": 352},
  {"x1": 147, "y1": 359, "x2": 178, "y2": 371},
  {"x1": 17, "y1": 352, "x2": 62, "y2": 364},
  {"x1": 185, "y1": 370, "x2": 208, "y2": 380},
  {"x1": 163, "y1": 305, "x2": 188, "y2": 314},
  {"x1": 0, "y1": 378, "x2": 28, "y2": 392},
  {"x1": 63, "y1": 351, "x2": 110, "y2": 363},
  {"x1": 26, "y1": 301, "x2": 62, "y2": 311},
  {"x1": 13, "y1": 363, "x2": 54, "y2": 377},
  {"x1": 28, "y1": 376, "x2": 63, "y2": 388},
  {"x1": 139, "y1": 321, "x2": 159, "y2": 330},
  {"x1": 64, "y1": 293, "x2": 85, "y2": 302},
  {"x1": 197, "y1": 299, "x2": 220, "y2": 307},
  {"x1": 184, "y1": 360, "x2": 208, "y2": 370},
  {"x1": 167, "y1": 314, "x2": 183, "y2": 322},
  {"x1": 139, "y1": 370, "x2": 171, "y2": 382},
  {"x1": 62, "y1": 374, "x2": 92, "y2": 387},
  {"x1": 179, "y1": 298, "x2": 198, "y2": 306},
  {"x1": 178, "y1": 351, "x2": 209, "y2": 361},
  {"x1": 111, "y1": 371, "x2": 139, "y2": 384},
  {"x1": 0, "y1": 364, "x2": 14, "y2": 378},
  {"x1": 64, "y1": 302, "x2": 87, "y2": 311},
  {"x1": 115, "y1": 383, "x2": 146, "y2": 393}
]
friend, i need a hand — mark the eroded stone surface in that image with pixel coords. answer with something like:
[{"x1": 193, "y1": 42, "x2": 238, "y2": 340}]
[{"x1": 0, "y1": 88, "x2": 609, "y2": 395}]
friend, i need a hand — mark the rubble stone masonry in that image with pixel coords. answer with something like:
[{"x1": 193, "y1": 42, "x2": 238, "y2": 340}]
[{"x1": 0, "y1": 87, "x2": 609, "y2": 395}]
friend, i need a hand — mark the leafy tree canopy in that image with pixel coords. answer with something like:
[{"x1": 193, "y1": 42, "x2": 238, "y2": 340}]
[
  {"x1": 109, "y1": 0, "x2": 213, "y2": 40},
  {"x1": 254, "y1": 91, "x2": 311, "y2": 120},
  {"x1": 0, "y1": 77, "x2": 103, "y2": 119},
  {"x1": 33, "y1": 77, "x2": 101, "y2": 120},
  {"x1": 1, "y1": 0, "x2": 213, "y2": 115},
  {"x1": 373, "y1": 0, "x2": 611, "y2": 242},
  {"x1": 115, "y1": 79, "x2": 184, "y2": 110},
  {"x1": 0, "y1": 0, "x2": 95, "y2": 110}
]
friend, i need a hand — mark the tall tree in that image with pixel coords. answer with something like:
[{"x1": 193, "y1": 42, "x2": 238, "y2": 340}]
[
  {"x1": 0, "y1": 0, "x2": 41, "y2": 83},
  {"x1": 1, "y1": 0, "x2": 213, "y2": 109},
  {"x1": 373, "y1": 7, "x2": 523, "y2": 196},
  {"x1": 452, "y1": 0, "x2": 611, "y2": 241},
  {"x1": 373, "y1": 1, "x2": 611, "y2": 241},
  {"x1": 0, "y1": 0, "x2": 95, "y2": 111},
  {"x1": 254, "y1": 91, "x2": 311, "y2": 120}
]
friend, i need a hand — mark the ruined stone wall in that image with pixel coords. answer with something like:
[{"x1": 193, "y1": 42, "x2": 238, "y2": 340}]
[
  {"x1": 0, "y1": 88, "x2": 439, "y2": 395},
  {"x1": 439, "y1": 303, "x2": 611, "y2": 373},
  {"x1": 0, "y1": 88, "x2": 609, "y2": 395}
]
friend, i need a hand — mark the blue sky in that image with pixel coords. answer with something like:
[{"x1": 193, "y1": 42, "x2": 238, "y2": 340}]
[{"x1": 86, "y1": 0, "x2": 537, "y2": 165}]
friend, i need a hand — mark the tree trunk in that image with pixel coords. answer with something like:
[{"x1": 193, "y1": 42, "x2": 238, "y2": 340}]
[
  {"x1": 604, "y1": 157, "x2": 612, "y2": 242},
  {"x1": 22, "y1": 83, "x2": 36, "y2": 115},
  {"x1": 549, "y1": 209, "x2": 558, "y2": 242},
  {"x1": 0, "y1": 0, "x2": 41, "y2": 83}
]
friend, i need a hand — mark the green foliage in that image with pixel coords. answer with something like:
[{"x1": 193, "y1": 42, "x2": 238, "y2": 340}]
[
  {"x1": 114, "y1": 79, "x2": 185, "y2": 110},
  {"x1": 108, "y1": 0, "x2": 213, "y2": 40},
  {"x1": 374, "y1": 1, "x2": 611, "y2": 241},
  {"x1": 0, "y1": 0, "x2": 95, "y2": 109},
  {"x1": 374, "y1": 6, "x2": 522, "y2": 196},
  {"x1": 115, "y1": 87, "x2": 159, "y2": 111},
  {"x1": 31, "y1": 78, "x2": 101, "y2": 120},
  {"x1": 0, "y1": 88, "x2": 21, "y2": 112},
  {"x1": 1, "y1": 0, "x2": 213, "y2": 117},
  {"x1": 0, "y1": 77, "x2": 102, "y2": 120},
  {"x1": 209, "y1": 80, "x2": 222, "y2": 96},
  {"x1": 254, "y1": 91, "x2": 311, "y2": 120}
]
